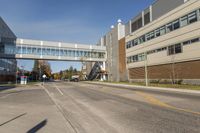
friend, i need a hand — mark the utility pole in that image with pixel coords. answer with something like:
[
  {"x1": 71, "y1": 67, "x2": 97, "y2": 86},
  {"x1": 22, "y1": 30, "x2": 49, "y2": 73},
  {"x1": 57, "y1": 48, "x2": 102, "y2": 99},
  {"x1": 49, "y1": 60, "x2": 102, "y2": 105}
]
[{"x1": 145, "y1": 52, "x2": 148, "y2": 86}]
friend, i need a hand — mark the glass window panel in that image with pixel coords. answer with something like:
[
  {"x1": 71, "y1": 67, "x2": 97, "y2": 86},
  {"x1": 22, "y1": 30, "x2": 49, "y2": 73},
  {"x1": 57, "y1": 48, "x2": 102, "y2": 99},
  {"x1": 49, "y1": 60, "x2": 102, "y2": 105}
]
[
  {"x1": 68, "y1": 50, "x2": 71, "y2": 56},
  {"x1": 56, "y1": 49, "x2": 59, "y2": 56},
  {"x1": 146, "y1": 33, "x2": 151, "y2": 41},
  {"x1": 150, "y1": 31, "x2": 155, "y2": 39},
  {"x1": 22, "y1": 47, "x2": 26, "y2": 54},
  {"x1": 37, "y1": 48, "x2": 41, "y2": 55},
  {"x1": 183, "y1": 40, "x2": 190, "y2": 45},
  {"x1": 139, "y1": 35, "x2": 145, "y2": 44},
  {"x1": 180, "y1": 16, "x2": 188, "y2": 27},
  {"x1": 155, "y1": 29, "x2": 160, "y2": 37},
  {"x1": 168, "y1": 45, "x2": 174, "y2": 55},
  {"x1": 188, "y1": 11, "x2": 197, "y2": 24},
  {"x1": 42, "y1": 48, "x2": 46, "y2": 55},
  {"x1": 160, "y1": 26, "x2": 166, "y2": 35},
  {"x1": 191, "y1": 38, "x2": 199, "y2": 43},
  {"x1": 166, "y1": 23, "x2": 173, "y2": 33},
  {"x1": 47, "y1": 48, "x2": 51, "y2": 55},
  {"x1": 173, "y1": 20, "x2": 180, "y2": 30},
  {"x1": 60, "y1": 49, "x2": 64, "y2": 56},
  {"x1": 126, "y1": 41, "x2": 131, "y2": 49},
  {"x1": 133, "y1": 39, "x2": 138, "y2": 46},
  {"x1": 51, "y1": 49, "x2": 56, "y2": 56},
  {"x1": 32, "y1": 48, "x2": 37, "y2": 54},
  {"x1": 175, "y1": 43, "x2": 182, "y2": 54},
  {"x1": 27, "y1": 47, "x2": 32, "y2": 54}
]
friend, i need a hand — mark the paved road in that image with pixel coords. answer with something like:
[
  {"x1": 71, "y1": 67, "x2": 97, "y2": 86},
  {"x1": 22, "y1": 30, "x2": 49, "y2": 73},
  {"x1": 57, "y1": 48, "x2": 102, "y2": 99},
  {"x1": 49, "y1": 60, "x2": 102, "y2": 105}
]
[{"x1": 0, "y1": 82, "x2": 200, "y2": 133}]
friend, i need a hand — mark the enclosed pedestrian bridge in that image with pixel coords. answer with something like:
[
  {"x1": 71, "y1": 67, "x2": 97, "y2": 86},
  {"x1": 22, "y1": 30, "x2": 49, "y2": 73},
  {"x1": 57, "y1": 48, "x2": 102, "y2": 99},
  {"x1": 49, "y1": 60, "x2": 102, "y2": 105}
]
[{"x1": 2, "y1": 38, "x2": 107, "y2": 62}]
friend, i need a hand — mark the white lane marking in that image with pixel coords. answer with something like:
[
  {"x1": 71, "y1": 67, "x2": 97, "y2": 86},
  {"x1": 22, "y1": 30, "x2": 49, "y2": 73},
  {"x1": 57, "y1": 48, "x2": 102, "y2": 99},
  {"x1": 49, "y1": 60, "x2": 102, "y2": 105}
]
[
  {"x1": 40, "y1": 85, "x2": 78, "y2": 133},
  {"x1": 54, "y1": 84, "x2": 64, "y2": 96}
]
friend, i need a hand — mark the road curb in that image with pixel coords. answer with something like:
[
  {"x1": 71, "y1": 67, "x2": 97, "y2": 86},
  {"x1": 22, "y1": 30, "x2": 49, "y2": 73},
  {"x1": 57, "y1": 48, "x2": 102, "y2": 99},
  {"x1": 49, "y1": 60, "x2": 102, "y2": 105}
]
[{"x1": 84, "y1": 81, "x2": 200, "y2": 95}]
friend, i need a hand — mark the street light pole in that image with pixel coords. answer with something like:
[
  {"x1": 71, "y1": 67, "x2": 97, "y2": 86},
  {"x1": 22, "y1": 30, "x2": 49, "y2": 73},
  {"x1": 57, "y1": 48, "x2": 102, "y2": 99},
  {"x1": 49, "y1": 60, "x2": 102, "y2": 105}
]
[{"x1": 145, "y1": 52, "x2": 148, "y2": 86}]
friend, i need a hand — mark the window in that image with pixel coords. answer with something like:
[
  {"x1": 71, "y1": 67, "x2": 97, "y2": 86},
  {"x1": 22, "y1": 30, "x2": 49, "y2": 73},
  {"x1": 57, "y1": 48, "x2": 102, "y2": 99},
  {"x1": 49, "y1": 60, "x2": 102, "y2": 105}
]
[
  {"x1": 188, "y1": 11, "x2": 197, "y2": 24},
  {"x1": 157, "y1": 47, "x2": 166, "y2": 52},
  {"x1": 131, "y1": 40, "x2": 135, "y2": 47},
  {"x1": 128, "y1": 57, "x2": 131, "y2": 63},
  {"x1": 133, "y1": 39, "x2": 138, "y2": 46},
  {"x1": 175, "y1": 43, "x2": 182, "y2": 54},
  {"x1": 139, "y1": 35, "x2": 145, "y2": 44},
  {"x1": 180, "y1": 16, "x2": 188, "y2": 27},
  {"x1": 168, "y1": 43, "x2": 182, "y2": 55},
  {"x1": 168, "y1": 45, "x2": 174, "y2": 55},
  {"x1": 191, "y1": 38, "x2": 199, "y2": 43},
  {"x1": 146, "y1": 33, "x2": 151, "y2": 41},
  {"x1": 173, "y1": 20, "x2": 180, "y2": 30},
  {"x1": 149, "y1": 31, "x2": 155, "y2": 39},
  {"x1": 126, "y1": 41, "x2": 131, "y2": 49},
  {"x1": 138, "y1": 18, "x2": 143, "y2": 29},
  {"x1": 47, "y1": 48, "x2": 51, "y2": 55},
  {"x1": 155, "y1": 29, "x2": 160, "y2": 37},
  {"x1": 36, "y1": 48, "x2": 41, "y2": 55},
  {"x1": 144, "y1": 12, "x2": 150, "y2": 25},
  {"x1": 160, "y1": 26, "x2": 166, "y2": 35},
  {"x1": 138, "y1": 53, "x2": 145, "y2": 61},
  {"x1": 166, "y1": 23, "x2": 173, "y2": 33},
  {"x1": 60, "y1": 49, "x2": 64, "y2": 56},
  {"x1": 131, "y1": 21, "x2": 137, "y2": 33},
  {"x1": 26, "y1": 47, "x2": 31, "y2": 54},
  {"x1": 32, "y1": 48, "x2": 37, "y2": 54},
  {"x1": 133, "y1": 55, "x2": 138, "y2": 62},
  {"x1": 51, "y1": 49, "x2": 56, "y2": 56},
  {"x1": 183, "y1": 40, "x2": 190, "y2": 45}
]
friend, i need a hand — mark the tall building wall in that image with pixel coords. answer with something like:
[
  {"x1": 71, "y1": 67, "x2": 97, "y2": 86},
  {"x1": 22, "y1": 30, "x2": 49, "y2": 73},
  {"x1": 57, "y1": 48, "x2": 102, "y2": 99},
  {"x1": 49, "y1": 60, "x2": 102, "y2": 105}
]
[
  {"x1": 103, "y1": 21, "x2": 127, "y2": 82},
  {"x1": 0, "y1": 17, "x2": 17, "y2": 83},
  {"x1": 125, "y1": 0, "x2": 200, "y2": 84},
  {"x1": 152, "y1": 0, "x2": 185, "y2": 20}
]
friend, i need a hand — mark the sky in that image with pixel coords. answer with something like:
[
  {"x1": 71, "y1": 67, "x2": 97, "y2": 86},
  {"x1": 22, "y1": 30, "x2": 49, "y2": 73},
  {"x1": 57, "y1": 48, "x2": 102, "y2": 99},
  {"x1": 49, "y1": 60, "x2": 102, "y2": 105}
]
[{"x1": 0, "y1": 0, "x2": 154, "y2": 73}]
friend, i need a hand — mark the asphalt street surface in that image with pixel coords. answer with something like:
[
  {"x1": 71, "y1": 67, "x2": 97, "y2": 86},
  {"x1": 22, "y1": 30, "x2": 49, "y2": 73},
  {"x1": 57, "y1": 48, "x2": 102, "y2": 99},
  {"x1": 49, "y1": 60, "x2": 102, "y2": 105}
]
[{"x1": 0, "y1": 81, "x2": 200, "y2": 133}]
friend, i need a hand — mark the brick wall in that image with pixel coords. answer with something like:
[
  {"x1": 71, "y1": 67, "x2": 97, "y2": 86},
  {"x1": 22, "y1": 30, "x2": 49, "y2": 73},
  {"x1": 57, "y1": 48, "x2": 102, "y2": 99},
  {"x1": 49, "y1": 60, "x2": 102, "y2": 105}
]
[
  {"x1": 129, "y1": 60, "x2": 200, "y2": 80},
  {"x1": 118, "y1": 37, "x2": 127, "y2": 81}
]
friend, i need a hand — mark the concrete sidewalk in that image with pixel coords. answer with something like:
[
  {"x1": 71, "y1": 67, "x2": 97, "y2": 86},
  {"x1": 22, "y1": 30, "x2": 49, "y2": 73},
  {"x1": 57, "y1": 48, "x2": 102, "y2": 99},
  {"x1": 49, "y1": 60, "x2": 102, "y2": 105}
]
[{"x1": 85, "y1": 81, "x2": 200, "y2": 95}]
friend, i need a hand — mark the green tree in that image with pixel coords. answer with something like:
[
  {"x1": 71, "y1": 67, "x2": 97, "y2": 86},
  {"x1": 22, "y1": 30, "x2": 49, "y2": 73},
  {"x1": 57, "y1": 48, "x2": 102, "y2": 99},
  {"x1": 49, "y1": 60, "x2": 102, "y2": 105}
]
[{"x1": 32, "y1": 60, "x2": 52, "y2": 80}]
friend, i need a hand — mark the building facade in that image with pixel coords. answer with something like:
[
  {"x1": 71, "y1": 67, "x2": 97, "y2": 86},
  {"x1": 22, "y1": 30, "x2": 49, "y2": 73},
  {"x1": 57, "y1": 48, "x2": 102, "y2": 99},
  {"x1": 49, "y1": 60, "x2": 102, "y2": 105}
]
[
  {"x1": 1, "y1": 0, "x2": 200, "y2": 85},
  {"x1": 0, "y1": 17, "x2": 17, "y2": 83},
  {"x1": 101, "y1": 20, "x2": 128, "y2": 82},
  {"x1": 125, "y1": 0, "x2": 200, "y2": 84}
]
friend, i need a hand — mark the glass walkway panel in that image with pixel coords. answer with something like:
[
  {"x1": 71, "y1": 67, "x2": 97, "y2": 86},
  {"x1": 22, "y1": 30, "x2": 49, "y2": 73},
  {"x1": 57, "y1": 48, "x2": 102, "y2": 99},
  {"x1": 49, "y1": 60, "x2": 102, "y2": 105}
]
[{"x1": 3, "y1": 38, "x2": 107, "y2": 62}]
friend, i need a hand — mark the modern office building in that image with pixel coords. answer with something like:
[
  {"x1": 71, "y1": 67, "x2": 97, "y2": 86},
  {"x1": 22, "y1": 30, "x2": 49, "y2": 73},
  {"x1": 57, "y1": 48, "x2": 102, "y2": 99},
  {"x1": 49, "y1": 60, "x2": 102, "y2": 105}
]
[
  {"x1": 125, "y1": 0, "x2": 200, "y2": 84},
  {"x1": 0, "y1": 17, "x2": 17, "y2": 83}
]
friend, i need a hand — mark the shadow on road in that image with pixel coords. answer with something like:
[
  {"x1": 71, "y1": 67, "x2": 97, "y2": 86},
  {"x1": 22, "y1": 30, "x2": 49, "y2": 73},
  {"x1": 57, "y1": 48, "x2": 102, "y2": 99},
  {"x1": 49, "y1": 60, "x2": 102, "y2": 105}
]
[
  {"x1": 0, "y1": 113, "x2": 27, "y2": 127},
  {"x1": 0, "y1": 85, "x2": 16, "y2": 92},
  {"x1": 27, "y1": 119, "x2": 47, "y2": 133}
]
